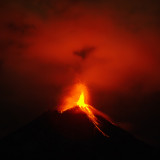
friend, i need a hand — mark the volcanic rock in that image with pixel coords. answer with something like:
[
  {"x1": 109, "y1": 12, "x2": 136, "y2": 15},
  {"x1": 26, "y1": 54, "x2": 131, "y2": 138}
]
[{"x1": 0, "y1": 107, "x2": 157, "y2": 159}]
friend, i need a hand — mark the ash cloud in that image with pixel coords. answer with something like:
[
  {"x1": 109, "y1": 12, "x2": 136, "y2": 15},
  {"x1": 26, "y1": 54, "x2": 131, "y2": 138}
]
[
  {"x1": 0, "y1": 0, "x2": 160, "y2": 146},
  {"x1": 73, "y1": 46, "x2": 96, "y2": 59}
]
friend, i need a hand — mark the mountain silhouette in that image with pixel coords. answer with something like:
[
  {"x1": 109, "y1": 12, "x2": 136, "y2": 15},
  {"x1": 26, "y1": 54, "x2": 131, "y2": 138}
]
[{"x1": 0, "y1": 107, "x2": 157, "y2": 160}]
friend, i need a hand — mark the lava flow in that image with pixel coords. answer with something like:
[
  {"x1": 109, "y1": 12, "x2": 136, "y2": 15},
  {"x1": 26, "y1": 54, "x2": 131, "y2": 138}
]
[{"x1": 59, "y1": 83, "x2": 112, "y2": 137}]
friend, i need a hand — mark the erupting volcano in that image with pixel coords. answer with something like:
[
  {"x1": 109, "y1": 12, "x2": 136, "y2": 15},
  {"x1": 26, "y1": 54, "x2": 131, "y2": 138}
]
[
  {"x1": 59, "y1": 83, "x2": 112, "y2": 137},
  {"x1": 0, "y1": 83, "x2": 156, "y2": 160}
]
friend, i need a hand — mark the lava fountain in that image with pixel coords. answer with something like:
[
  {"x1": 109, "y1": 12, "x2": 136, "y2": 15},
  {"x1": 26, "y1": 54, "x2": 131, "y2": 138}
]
[{"x1": 59, "y1": 83, "x2": 113, "y2": 137}]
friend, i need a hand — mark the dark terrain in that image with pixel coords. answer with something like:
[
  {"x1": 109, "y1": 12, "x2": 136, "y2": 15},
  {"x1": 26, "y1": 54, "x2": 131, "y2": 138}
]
[{"x1": 0, "y1": 107, "x2": 157, "y2": 160}]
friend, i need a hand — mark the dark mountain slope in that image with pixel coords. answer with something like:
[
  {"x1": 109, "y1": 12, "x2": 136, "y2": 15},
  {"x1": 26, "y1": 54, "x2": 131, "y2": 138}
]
[{"x1": 0, "y1": 107, "x2": 157, "y2": 159}]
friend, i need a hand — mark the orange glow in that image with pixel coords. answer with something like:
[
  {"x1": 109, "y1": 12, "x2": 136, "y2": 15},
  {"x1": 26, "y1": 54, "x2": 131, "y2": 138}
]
[
  {"x1": 59, "y1": 83, "x2": 109, "y2": 137},
  {"x1": 77, "y1": 92, "x2": 86, "y2": 108},
  {"x1": 76, "y1": 92, "x2": 99, "y2": 126}
]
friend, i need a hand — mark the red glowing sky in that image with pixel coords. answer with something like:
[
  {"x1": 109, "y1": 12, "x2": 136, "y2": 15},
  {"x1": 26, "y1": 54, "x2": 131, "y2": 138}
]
[{"x1": 0, "y1": 0, "x2": 160, "y2": 146}]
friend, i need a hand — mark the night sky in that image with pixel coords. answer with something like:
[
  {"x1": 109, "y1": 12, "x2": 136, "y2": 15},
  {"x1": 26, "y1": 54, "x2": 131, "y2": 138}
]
[{"x1": 0, "y1": 0, "x2": 160, "y2": 146}]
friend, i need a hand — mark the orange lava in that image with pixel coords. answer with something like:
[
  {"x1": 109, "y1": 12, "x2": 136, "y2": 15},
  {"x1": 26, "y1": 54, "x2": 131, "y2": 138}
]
[{"x1": 59, "y1": 83, "x2": 111, "y2": 137}]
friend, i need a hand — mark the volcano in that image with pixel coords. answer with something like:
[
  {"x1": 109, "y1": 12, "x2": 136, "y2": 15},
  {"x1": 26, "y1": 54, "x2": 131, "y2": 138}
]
[{"x1": 0, "y1": 107, "x2": 157, "y2": 160}]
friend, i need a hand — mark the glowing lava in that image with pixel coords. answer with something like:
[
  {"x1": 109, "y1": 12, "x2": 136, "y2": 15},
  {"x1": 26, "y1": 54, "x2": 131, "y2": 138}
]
[
  {"x1": 76, "y1": 92, "x2": 108, "y2": 137},
  {"x1": 77, "y1": 92, "x2": 99, "y2": 126},
  {"x1": 59, "y1": 83, "x2": 112, "y2": 137}
]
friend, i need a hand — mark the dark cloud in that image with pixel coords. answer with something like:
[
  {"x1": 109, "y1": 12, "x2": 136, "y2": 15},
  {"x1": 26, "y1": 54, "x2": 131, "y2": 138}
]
[
  {"x1": 6, "y1": 22, "x2": 36, "y2": 35},
  {"x1": 73, "y1": 46, "x2": 95, "y2": 59}
]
